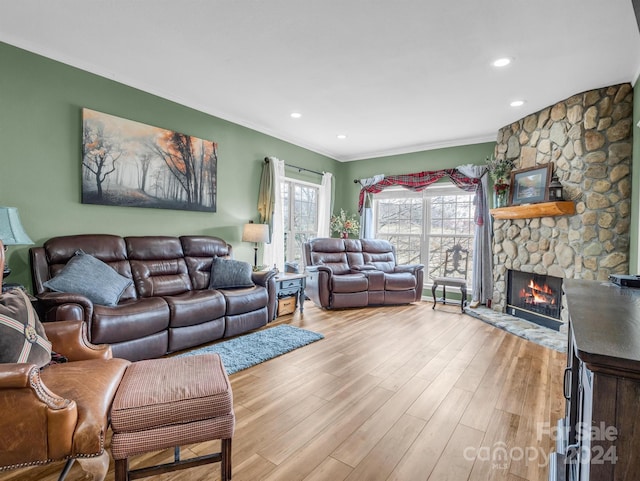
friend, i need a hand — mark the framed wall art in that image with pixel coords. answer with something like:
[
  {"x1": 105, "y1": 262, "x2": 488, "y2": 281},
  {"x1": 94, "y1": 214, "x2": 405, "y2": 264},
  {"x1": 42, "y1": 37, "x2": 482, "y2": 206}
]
[
  {"x1": 508, "y1": 164, "x2": 552, "y2": 206},
  {"x1": 82, "y1": 108, "x2": 217, "y2": 212}
]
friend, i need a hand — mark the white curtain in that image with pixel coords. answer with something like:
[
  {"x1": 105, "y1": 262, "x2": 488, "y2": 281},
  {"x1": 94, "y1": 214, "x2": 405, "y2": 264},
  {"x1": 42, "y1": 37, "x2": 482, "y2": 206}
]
[
  {"x1": 358, "y1": 174, "x2": 384, "y2": 239},
  {"x1": 263, "y1": 158, "x2": 286, "y2": 272},
  {"x1": 457, "y1": 164, "x2": 492, "y2": 306},
  {"x1": 317, "y1": 172, "x2": 332, "y2": 237}
]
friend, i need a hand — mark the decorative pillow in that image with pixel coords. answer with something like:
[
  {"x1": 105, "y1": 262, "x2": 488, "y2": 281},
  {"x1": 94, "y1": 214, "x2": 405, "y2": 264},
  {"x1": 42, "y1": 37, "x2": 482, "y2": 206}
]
[
  {"x1": 0, "y1": 287, "x2": 52, "y2": 368},
  {"x1": 43, "y1": 250, "x2": 133, "y2": 307},
  {"x1": 209, "y1": 257, "x2": 255, "y2": 289}
]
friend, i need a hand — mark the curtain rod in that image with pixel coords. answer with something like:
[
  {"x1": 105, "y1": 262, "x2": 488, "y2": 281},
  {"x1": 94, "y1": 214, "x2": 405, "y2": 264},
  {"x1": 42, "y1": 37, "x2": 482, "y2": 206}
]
[{"x1": 264, "y1": 157, "x2": 324, "y2": 176}]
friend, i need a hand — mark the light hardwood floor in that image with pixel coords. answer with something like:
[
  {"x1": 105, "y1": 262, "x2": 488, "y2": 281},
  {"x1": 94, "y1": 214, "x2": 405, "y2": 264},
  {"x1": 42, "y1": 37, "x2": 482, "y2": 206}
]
[{"x1": 1, "y1": 300, "x2": 567, "y2": 481}]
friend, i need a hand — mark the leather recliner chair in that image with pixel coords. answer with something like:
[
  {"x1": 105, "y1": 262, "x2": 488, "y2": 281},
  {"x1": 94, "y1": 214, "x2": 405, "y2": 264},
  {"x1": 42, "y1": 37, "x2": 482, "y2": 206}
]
[{"x1": 0, "y1": 241, "x2": 131, "y2": 481}]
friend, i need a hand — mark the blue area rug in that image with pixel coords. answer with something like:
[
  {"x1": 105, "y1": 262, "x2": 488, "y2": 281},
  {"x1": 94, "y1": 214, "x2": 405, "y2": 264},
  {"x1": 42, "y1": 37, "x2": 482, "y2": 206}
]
[{"x1": 177, "y1": 325, "x2": 324, "y2": 374}]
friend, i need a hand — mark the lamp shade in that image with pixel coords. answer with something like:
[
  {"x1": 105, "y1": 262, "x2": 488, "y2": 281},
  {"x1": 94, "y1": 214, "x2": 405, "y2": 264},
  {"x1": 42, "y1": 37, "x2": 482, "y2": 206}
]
[
  {"x1": 242, "y1": 222, "x2": 270, "y2": 244},
  {"x1": 0, "y1": 207, "x2": 34, "y2": 246}
]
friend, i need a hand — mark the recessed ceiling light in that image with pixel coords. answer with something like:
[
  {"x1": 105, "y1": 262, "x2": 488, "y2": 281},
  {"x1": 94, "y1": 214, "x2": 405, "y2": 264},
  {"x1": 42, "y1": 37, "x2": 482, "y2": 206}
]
[
  {"x1": 290, "y1": 112, "x2": 302, "y2": 119},
  {"x1": 337, "y1": 134, "x2": 347, "y2": 140},
  {"x1": 510, "y1": 100, "x2": 525, "y2": 107},
  {"x1": 492, "y1": 57, "x2": 512, "y2": 67}
]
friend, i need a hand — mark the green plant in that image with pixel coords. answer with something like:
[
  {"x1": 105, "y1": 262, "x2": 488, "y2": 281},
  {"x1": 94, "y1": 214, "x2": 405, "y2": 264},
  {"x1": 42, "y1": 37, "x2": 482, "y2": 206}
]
[
  {"x1": 330, "y1": 209, "x2": 360, "y2": 236},
  {"x1": 486, "y1": 155, "x2": 514, "y2": 184}
]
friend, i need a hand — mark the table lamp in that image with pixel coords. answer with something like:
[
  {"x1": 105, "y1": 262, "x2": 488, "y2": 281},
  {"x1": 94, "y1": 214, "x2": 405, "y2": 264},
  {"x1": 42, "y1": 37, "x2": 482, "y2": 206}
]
[
  {"x1": 0, "y1": 206, "x2": 34, "y2": 279},
  {"x1": 242, "y1": 221, "x2": 270, "y2": 268}
]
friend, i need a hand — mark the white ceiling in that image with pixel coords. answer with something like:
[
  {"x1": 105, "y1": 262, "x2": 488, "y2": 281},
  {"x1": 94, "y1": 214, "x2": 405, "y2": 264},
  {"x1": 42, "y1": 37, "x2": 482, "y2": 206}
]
[{"x1": 1, "y1": 0, "x2": 639, "y2": 162}]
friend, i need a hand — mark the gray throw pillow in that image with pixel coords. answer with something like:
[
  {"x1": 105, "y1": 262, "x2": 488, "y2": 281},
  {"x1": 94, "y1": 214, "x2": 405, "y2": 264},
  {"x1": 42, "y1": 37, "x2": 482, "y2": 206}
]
[
  {"x1": 43, "y1": 250, "x2": 132, "y2": 307},
  {"x1": 0, "y1": 287, "x2": 52, "y2": 368},
  {"x1": 209, "y1": 256, "x2": 254, "y2": 289}
]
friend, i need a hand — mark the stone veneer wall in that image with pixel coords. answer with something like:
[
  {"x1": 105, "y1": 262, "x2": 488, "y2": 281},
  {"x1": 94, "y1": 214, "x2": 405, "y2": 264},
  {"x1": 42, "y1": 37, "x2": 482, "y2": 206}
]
[{"x1": 492, "y1": 83, "x2": 633, "y2": 324}]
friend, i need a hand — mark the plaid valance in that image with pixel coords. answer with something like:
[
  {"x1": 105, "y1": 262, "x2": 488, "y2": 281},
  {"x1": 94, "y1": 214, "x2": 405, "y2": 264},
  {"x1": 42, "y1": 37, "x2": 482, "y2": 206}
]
[{"x1": 357, "y1": 168, "x2": 479, "y2": 214}]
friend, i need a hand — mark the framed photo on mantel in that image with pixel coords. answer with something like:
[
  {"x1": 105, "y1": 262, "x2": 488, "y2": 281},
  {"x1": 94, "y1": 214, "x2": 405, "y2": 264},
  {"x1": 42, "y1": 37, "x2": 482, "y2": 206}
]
[{"x1": 509, "y1": 165, "x2": 552, "y2": 206}]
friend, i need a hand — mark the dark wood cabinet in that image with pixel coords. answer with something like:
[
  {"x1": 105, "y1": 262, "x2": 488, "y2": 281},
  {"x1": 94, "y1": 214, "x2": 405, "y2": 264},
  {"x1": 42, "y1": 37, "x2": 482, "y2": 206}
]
[{"x1": 550, "y1": 279, "x2": 640, "y2": 481}]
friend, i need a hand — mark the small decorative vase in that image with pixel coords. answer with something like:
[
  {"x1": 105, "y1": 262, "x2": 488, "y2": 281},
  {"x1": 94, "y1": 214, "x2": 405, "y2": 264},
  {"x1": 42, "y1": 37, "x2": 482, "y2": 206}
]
[
  {"x1": 493, "y1": 184, "x2": 509, "y2": 208},
  {"x1": 341, "y1": 231, "x2": 349, "y2": 239}
]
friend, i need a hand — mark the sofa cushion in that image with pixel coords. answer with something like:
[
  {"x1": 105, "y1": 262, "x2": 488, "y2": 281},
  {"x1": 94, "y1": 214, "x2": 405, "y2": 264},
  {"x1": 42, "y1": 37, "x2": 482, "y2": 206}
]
[
  {"x1": 164, "y1": 290, "x2": 227, "y2": 328},
  {"x1": 126, "y1": 236, "x2": 192, "y2": 297},
  {"x1": 224, "y1": 308, "x2": 268, "y2": 338},
  {"x1": 0, "y1": 288, "x2": 51, "y2": 368},
  {"x1": 310, "y1": 253, "x2": 351, "y2": 275},
  {"x1": 209, "y1": 257, "x2": 254, "y2": 289},
  {"x1": 218, "y1": 285, "x2": 268, "y2": 315},
  {"x1": 331, "y1": 274, "x2": 368, "y2": 293},
  {"x1": 43, "y1": 250, "x2": 133, "y2": 306},
  {"x1": 40, "y1": 235, "x2": 137, "y2": 302},
  {"x1": 384, "y1": 272, "x2": 417, "y2": 290},
  {"x1": 362, "y1": 239, "x2": 397, "y2": 272},
  {"x1": 181, "y1": 235, "x2": 232, "y2": 290},
  {"x1": 91, "y1": 297, "x2": 170, "y2": 345}
]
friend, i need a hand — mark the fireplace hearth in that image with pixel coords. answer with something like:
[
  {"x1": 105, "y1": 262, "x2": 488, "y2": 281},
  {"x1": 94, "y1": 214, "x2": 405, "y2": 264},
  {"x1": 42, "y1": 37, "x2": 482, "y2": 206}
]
[{"x1": 506, "y1": 270, "x2": 563, "y2": 331}]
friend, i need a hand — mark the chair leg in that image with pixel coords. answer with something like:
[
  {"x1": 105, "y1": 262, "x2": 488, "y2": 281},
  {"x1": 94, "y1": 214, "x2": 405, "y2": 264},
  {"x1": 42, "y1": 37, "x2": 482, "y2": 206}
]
[
  {"x1": 57, "y1": 459, "x2": 75, "y2": 481},
  {"x1": 432, "y1": 283, "x2": 437, "y2": 309},
  {"x1": 460, "y1": 285, "x2": 467, "y2": 313},
  {"x1": 222, "y1": 438, "x2": 232, "y2": 481},
  {"x1": 114, "y1": 458, "x2": 128, "y2": 481}
]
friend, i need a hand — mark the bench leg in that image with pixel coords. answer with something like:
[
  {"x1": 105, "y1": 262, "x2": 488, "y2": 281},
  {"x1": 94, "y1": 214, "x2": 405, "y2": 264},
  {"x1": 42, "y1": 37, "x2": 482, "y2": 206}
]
[
  {"x1": 114, "y1": 458, "x2": 128, "y2": 481},
  {"x1": 222, "y1": 438, "x2": 232, "y2": 481}
]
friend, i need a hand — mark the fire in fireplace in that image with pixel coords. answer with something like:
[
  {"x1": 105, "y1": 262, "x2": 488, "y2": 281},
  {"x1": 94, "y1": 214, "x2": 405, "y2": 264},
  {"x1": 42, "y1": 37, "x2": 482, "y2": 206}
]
[{"x1": 506, "y1": 270, "x2": 563, "y2": 331}]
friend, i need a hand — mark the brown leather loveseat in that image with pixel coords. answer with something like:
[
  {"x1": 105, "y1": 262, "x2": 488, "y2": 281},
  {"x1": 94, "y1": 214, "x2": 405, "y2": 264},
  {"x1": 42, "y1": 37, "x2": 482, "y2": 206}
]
[
  {"x1": 30, "y1": 234, "x2": 277, "y2": 361},
  {"x1": 303, "y1": 238, "x2": 424, "y2": 309}
]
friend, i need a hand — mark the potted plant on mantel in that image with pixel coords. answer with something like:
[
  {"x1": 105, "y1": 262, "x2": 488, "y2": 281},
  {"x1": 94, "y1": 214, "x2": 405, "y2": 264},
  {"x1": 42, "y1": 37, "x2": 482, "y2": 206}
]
[
  {"x1": 486, "y1": 155, "x2": 514, "y2": 208},
  {"x1": 330, "y1": 209, "x2": 360, "y2": 239}
]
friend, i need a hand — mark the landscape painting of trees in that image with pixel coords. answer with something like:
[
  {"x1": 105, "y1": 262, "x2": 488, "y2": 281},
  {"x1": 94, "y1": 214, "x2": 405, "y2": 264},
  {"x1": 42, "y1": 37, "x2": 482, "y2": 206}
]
[{"x1": 82, "y1": 108, "x2": 217, "y2": 212}]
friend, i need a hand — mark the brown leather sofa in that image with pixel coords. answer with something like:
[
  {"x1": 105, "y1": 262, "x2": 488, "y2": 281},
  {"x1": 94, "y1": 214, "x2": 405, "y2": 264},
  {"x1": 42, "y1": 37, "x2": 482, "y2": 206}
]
[
  {"x1": 0, "y1": 242, "x2": 130, "y2": 480},
  {"x1": 303, "y1": 238, "x2": 424, "y2": 309},
  {"x1": 30, "y1": 234, "x2": 277, "y2": 361}
]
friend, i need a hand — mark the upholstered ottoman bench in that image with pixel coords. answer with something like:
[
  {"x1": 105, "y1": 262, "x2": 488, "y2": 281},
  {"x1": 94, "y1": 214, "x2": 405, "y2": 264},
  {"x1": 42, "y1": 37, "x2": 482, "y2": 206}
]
[{"x1": 110, "y1": 354, "x2": 235, "y2": 481}]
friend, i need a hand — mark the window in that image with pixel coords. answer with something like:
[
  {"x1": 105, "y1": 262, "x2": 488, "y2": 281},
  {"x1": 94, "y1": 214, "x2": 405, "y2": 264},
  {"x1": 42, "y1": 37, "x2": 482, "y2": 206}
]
[
  {"x1": 281, "y1": 178, "x2": 319, "y2": 267},
  {"x1": 373, "y1": 183, "x2": 474, "y2": 284}
]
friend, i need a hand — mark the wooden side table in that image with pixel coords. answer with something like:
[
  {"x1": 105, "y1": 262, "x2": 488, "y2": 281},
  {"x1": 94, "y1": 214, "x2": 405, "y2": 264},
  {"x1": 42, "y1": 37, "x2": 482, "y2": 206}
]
[{"x1": 274, "y1": 272, "x2": 306, "y2": 318}]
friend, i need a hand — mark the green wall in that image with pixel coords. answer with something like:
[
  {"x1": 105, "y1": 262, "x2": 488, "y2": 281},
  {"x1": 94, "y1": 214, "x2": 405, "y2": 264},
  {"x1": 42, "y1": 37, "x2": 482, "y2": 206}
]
[{"x1": 0, "y1": 42, "x2": 342, "y2": 288}]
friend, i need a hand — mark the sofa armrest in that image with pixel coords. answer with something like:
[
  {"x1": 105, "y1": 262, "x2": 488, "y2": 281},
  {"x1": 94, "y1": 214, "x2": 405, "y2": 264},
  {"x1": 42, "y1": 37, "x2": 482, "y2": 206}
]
[
  {"x1": 394, "y1": 264, "x2": 425, "y2": 301},
  {"x1": 36, "y1": 291, "x2": 95, "y2": 323},
  {"x1": 304, "y1": 266, "x2": 332, "y2": 307},
  {"x1": 394, "y1": 264, "x2": 425, "y2": 274},
  {"x1": 0, "y1": 363, "x2": 78, "y2": 466},
  {"x1": 0, "y1": 364, "x2": 73, "y2": 408},
  {"x1": 0, "y1": 362, "x2": 37, "y2": 388},
  {"x1": 252, "y1": 268, "x2": 277, "y2": 287},
  {"x1": 305, "y1": 265, "x2": 333, "y2": 275},
  {"x1": 251, "y1": 269, "x2": 278, "y2": 320},
  {"x1": 44, "y1": 320, "x2": 112, "y2": 362}
]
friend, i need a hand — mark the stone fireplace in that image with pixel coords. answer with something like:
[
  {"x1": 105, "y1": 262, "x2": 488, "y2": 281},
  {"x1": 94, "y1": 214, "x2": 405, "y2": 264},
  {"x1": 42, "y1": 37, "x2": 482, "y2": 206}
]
[{"x1": 491, "y1": 83, "x2": 633, "y2": 331}]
